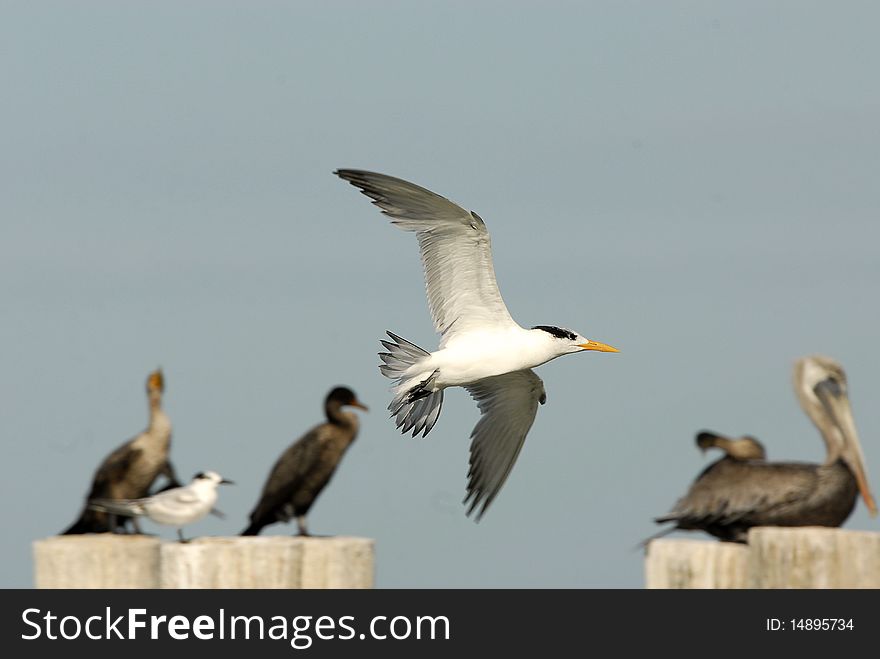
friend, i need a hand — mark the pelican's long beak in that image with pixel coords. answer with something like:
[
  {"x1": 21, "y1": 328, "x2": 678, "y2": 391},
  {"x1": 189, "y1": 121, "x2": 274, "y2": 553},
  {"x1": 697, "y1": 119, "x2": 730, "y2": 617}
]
[
  {"x1": 822, "y1": 390, "x2": 877, "y2": 516},
  {"x1": 696, "y1": 431, "x2": 723, "y2": 454},
  {"x1": 578, "y1": 340, "x2": 619, "y2": 353}
]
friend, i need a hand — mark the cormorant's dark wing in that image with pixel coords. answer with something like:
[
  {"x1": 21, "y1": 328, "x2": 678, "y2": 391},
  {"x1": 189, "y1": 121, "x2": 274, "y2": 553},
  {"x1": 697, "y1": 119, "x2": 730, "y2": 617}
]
[
  {"x1": 62, "y1": 438, "x2": 142, "y2": 534},
  {"x1": 247, "y1": 428, "x2": 327, "y2": 524},
  {"x1": 87, "y1": 439, "x2": 142, "y2": 499}
]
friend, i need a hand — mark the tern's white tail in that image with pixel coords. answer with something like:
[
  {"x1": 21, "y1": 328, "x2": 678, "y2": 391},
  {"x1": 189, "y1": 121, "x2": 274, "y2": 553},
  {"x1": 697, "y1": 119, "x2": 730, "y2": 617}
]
[{"x1": 379, "y1": 331, "x2": 443, "y2": 438}]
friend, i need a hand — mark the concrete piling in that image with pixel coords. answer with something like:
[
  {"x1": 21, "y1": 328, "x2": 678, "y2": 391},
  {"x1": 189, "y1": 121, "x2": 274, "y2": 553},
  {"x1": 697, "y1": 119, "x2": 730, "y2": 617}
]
[
  {"x1": 747, "y1": 527, "x2": 880, "y2": 588},
  {"x1": 34, "y1": 535, "x2": 162, "y2": 589},
  {"x1": 645, "y1": 527, "x2": 880, "y2": 588},
  {"x1": 644, "y1": 537, "x2": 749, "y2": 589},
  {"x1": 33, "y1": 535, "x2": 374, "y2": 589}
]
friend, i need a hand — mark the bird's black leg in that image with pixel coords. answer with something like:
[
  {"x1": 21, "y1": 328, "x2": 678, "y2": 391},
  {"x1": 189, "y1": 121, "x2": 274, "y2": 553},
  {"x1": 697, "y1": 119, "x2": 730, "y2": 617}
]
[
  {"x1": 161, "y1": 460, "x2": 183, "y2": 489},
  {"x1": 177, "y1": 529, "x2": 190, "y2": 543},
  {"x1": 296, "y1": 515, "x2": 310, "y2": 537}
]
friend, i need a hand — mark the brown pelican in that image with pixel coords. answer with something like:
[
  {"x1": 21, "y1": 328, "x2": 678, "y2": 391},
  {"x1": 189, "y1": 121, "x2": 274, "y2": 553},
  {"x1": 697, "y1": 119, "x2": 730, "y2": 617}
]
[
  {"x1": 637, "y1": 432, "x2": 766, "y2": 546},
  {"x1": 62, "y1": 369, "x2": 180, "y2": 534},
  {"x1": 241, "y1": 387, "x2": 368, "y2": 536},
  {"x1": 653, "y1": 356, "x2": 877, "y2": 543},
  {"x1": 336, "y1": 169, "x2": 618, "y2": 520}
]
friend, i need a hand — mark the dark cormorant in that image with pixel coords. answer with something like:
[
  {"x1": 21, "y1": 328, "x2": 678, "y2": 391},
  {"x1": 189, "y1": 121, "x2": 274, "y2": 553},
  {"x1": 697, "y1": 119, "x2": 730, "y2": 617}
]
[
  {"x1": 241, "y1": 387, "x2": 367, "y2": 536},
  {"x1": 62, "y1": 369, "x2": 180, "y2": 534}
]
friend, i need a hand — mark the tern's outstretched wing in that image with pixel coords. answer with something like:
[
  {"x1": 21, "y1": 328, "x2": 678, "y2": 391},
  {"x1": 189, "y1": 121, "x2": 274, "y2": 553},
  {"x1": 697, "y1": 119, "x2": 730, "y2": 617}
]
[
  {"x1": 336, "y1": 169, "x2": 518, "y2": 341},
  {"x1": 464, "y1": 369, "x2": 546, "y2": 520}
]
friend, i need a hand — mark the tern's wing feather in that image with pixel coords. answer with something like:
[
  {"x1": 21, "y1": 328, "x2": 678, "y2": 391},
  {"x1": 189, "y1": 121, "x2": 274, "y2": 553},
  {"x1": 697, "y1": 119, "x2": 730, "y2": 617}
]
[
  {"x1": 336, "y1": 169, "x2": 517, "y2": 340},
  {"x1": 464, "y1": 370, "x2": 546, "y2": 520}
]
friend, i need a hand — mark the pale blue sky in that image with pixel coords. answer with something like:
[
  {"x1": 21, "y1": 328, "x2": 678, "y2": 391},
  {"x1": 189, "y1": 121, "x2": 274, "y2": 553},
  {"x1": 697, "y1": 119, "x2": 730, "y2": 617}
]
[{"x1": 2, "y1": 1, "x2": 879, "y2": 587}]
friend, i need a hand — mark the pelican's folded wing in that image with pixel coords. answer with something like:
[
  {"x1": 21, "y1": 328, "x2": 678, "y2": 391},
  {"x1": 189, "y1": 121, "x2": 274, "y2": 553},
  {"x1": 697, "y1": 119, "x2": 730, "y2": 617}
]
[{"x1": 657, "y1": 461, "x2": 818, "y2": 527}]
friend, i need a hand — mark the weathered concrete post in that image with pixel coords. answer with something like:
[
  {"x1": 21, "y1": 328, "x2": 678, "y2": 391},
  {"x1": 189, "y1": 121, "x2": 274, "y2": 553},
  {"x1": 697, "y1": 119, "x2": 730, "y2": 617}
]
[
  {"x1": 159, "y1": 536, "x2": 375, "y2": 589},
  {"x1": 34, "y1": 535, "x2": 375, "y2": 589},
  {"x1": 748, "y1": 527, "x2": 880, "y2": 588},
  {"x1": 298, "y1": 537, "x2": 375, "y2": 589},
  {"x1": 159, "y1": 537, "x2": 306, "y2": 588},
  {"x1": 33, "y1": 535, "x2": 162, "y2": 588},
  {"x1": 645, "y1": 527, "x2": 880, "y2": 589},
  {"x1": 644, "y1": 537, "x2": 749, "y2": 589}
]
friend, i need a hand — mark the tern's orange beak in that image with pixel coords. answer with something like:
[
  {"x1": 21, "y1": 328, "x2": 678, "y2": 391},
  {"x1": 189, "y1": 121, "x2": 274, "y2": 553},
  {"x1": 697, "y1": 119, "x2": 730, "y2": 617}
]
[{"x1": 578, "y1": 340, "x2": 619, "y2": 353}]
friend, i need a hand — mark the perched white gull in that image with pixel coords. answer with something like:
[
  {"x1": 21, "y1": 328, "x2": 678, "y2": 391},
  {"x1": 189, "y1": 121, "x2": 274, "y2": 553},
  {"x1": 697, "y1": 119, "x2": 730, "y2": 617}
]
[
  {"x1": 336, "y1": 169, "x2": 619, "y2": 519},
  {"x1": 89, "y1": 471, "x2": 233, "y2": 541}
]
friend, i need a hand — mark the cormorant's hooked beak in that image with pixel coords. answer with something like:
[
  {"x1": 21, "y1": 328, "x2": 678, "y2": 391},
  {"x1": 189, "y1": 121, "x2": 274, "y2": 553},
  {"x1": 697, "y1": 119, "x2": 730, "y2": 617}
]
[
  {"x1": 817, "y1": 382, "x2": 877, "y2": 516},
  {"x1": 351, "y1": 400, "x2": 369, "y2": 412},
  {"x1": 578, "y1": 340, "x2": 619, "y2": 353}
]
